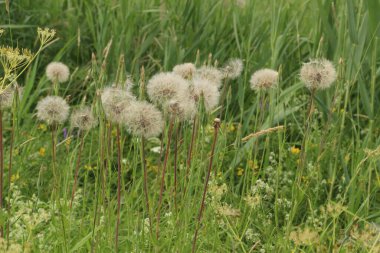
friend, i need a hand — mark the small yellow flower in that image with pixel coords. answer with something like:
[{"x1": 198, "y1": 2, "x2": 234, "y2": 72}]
[
  {"x1": 228, "y1": 124, "x2": 235, "y2": 132},
  {"x1": 111, "y1": 128, "x2": 117, "y2": 137},
  {"x1": 84, "y1": 164, "x2": 94, "y2": 171},
  {"x1": 38, "y1": 124, "x2": 47, "y2": 131},
  {"x1": 247, "y1": 159, "x2": 259, "y2": 170},
  {"x1": 340, "y1": 109, "x2": 345, "y2": 113},
  {"x1": 290, "y1": 146, "x2": 301, "y2": 155},
  {"x1": 11, "y1": 172, "x2": 20, "y2": 183},
  {"x1": 236, "y1": 167, "x2": 244, "y2": 176},
  {"x1": 39, "y1": 147, "x2": 46, "y2": 157},
  {"x1": 65, "y1": 138, "x2": 71, "y2": 147},
  {"x1": 344, "y1": 153, "x2": 350, "y2": 163}
]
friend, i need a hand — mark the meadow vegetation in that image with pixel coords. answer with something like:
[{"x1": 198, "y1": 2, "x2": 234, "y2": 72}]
[{"x1": 0, "y1": 0, "x2": 379, "y2": 252}]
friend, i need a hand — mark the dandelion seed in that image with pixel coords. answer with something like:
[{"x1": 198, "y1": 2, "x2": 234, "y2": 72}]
[
  {"x1": 46, "y1": 62, "x2": 70, "y2": 83},
  {"x1": 173, "y1": 63, "x2": 196, "y2": 80},
  {"x1": 36, "y1": 96, "x2": 69, "y2": 125},
  {"x1": 123, "y1": 101, "x2": 163, "y2": 138},
  {"x1": 189, "y1": 78, "x2": 220, "y2": 112},
  {"x1": 300, "y1": 59, "x2": 337, "y2": 90},
  {"x1": 70, "y1": 106, "x2": 97, "y2": 131},
  {"x1": 101, "y1": 86, "x2": 136, "y2": 123},
  {"x1": 250, "y1": 69, "x2": 279, "y2": 91},
  {"x1": 147, "y1": 72, "x2": 189, "y2": 105},
  {"x1": 222, "y1": 58, "x2": 243, "y2": 79},
  {"x1": 195, "y1": 66, "x2": 223, "y2": 88}
]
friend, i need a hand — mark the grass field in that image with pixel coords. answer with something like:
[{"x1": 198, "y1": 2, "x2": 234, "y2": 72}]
[{"x1": 0, "y1": 0, "x2": 379, "y2": 252}]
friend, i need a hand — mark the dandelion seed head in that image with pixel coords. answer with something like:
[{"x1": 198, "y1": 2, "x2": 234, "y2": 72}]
[
  {"x1": 195, "y1": 66, "x2": 223, "y2": 88},
  {"x1": 36, "y1": 96, "x2": 69, "y2": 125},
  {"x1": 250, "y1": 69, "x2": 279, "y2": 91},
  {"x1": 46, "y1": 62, "x2": 70, "y2": 83},
  {"x1": 189, "y1": 78, "x2": 220, "y2": 112},
  {"x1": 222, "y1": 58, "x2": 244, "y2": 79},
  {"x1": 173, "y1": 63, "x2": 196, "y2": 80},
  {"x1": 0, "y1": 84, "x2": 17, "y2": 109},
  {"x1": 70, "y1": 106, "x2": 97, "y2": 131},
  {"x1": 123, "y1": 101, "x2": 163, "y2": 138},
  {"x1": 147, "y1": 72, "x2": 189, "y2": 105},
  {"x1": 300, "y1": 59, "x2": 337, "y2": 90},
  {"x1": 101, "y1": 86, "x2": 136, "y2": 123},
  {"x1": 166, "y1": 98, "x2": 196, "y2": 121}
]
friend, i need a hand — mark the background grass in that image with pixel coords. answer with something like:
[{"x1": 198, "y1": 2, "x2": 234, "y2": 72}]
[{"x1": 0, "y1": 0, "x2": 379, "y2": 252}]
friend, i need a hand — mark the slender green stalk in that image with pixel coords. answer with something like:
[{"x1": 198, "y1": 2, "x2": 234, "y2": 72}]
[
  {"x1": 156, "y1": 116, "x2": 175, "y2": 238},
  {"x1": 70, "y1": 133, "x2": 85, "y2": 209},
  {"x1": 115, "y1": 126, "x2": 122, "y2": 251},
  {"x1": 192, "y1": 118, "x2": 221, "y2": 253}
]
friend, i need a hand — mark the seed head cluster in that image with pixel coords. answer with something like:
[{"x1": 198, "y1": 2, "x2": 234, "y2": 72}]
[
  {"x1": 70, "y1": 106, "x2": 98, "y2": 131},
  {"x1": 222, "y1": 58, "x2": 243, "y2": 80},
  {"x1": 173, "y1": 63, "x2": 196, "y2": 80},
  {"x1": 46, "y1": 62, "x2": 70, "y2": 83},
  {"x1": 123, "y1": 101, "x2": 163, "y2": 138},
  {"x1": 250, "y1": 69, "x2": 279, "y2": 91},
  {"x1": 189, "y1": 78, "x2": 220, "y2": 112},
  {"x1": 101, "y1": 86, "x2": 136, "y2": 123},
  {"x1": 147, "y1": 72, "x2": 188, "y2": 105},
  {"x1": 300, "y1": 59, "x2": 337, "y2": 90},
  {"x1": 36, "y1": 96, "x2": 69, "y2": 125},
  {"x1": 194, "y1": 66, "x2": 223, "y2": 88}
]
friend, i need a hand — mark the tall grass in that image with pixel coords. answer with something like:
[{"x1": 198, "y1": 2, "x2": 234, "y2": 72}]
[{"x1": 0, "y1": 0, "x2": 379, "y2": 252}]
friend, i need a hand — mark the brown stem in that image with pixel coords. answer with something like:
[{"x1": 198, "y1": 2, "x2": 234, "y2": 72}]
[
  {"x1": 0, "y1": 109, "x2": 3, "y2": 238},
  {"x1": 156, "y1": 116, "x2": 174, "y2": 239},
  {"x1": 192, "y1": 118, "x2": 221, "y2": 253},
  {"x1": 115, "y1": 126, "x2": 122, "y2": 251},
  {"x1": 51, "y1": 126, "x2": 58, "y2": 200},
  {"x1": 70, "y1": 133, "x2": 85, "y2": 209},
  {"x1": 173, "y1": 123, "x2": 180, "y2": 211},
  {"x1": 141, "y1": 137, "x2": 152, "y2": 233},
  {"x1": 298, "y1": 90, "x2": 316, "y2": 172},
  {"x1": 183, "y1": 116, "x2": 197, "y2": 195},
  {"x1": 7, "y1": 110, "x2": 15, "y2": 240}
]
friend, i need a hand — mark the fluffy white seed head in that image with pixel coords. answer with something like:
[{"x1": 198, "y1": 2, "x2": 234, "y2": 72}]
[
  {"x1": 194, "y1": 66, "x2": 223, "y2": 88},
  {"x1": 101, "y1": 86, "x2": 136, "y2": 124},
  {"x1": 173, "y1": 63, "x2": 196, "y2": 80},
  {"x1": 189, "y1": 78, "x2": 220, "y2": 112},
  {"x1": 300, "y1": 59, "x2": 337, "y2": 90},
  {"x1": 250, "y1": 69, "x2": 279, "y2": 91},
  {"x1": 166, "y1": 98, "x2": 196, "y2": 121},
  {"x1": 123, "y1": 101, "x2": 163, "y2": 138},
  {"x1": 46, "y1": 62, "x2": 70, "y2": 83},
  {"x1": 70, "y1": 106, "x2": 97, "y2": 131},
  {"x1": 36, "y1": 96, "x2": 69, "y2": 125},
  {"x1": 147, "y1": 72, "x2": 189, "y2": 105},
  {"x1": 222, "y1": 58, "x2": 244, "y2": 79},
  {"x1": 0, "y1": 84, "x2": 16, "y2": 109}
]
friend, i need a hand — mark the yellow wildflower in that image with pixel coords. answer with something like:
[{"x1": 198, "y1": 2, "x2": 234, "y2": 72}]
[
  {"x1": 290, "y1": 146, "x2": 301, "y2": 155},
  {"x1": 236, "y1": 167, "x2": 244, "y2": 176},
  {"x1": 38, "y1": 123, "x2": 47, "y2": 131},
  {"x1": 11, "y1": 172, "x2": 20, "y2": 183},
  {"x1": 39, "y1": 147, "x2": 46, "y2": 157},
  {"x1": 84, "y1": 165, "x2": 94, "y2": 171},
  {"x1": 247, "y1": 159, "x2": 259, "y2": 170},
  {"x1": 228, "y1": 124, "x2": 235, "y2": 132}
]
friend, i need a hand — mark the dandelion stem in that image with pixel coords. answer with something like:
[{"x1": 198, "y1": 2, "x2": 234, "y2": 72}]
[
  {"x1": 184, "y1": 115, "x2": 197, "y2": 195},
  {"x1": 156, "y1": 116, "x2": 174, "y2": 238},
  {"x1": 6, "y1": 107, "x2": 15, "y2": 241},
  {"x1": 192, "y1": 118, "x2": 221, "y2": 253},
  {"x1": 141, "y1": 137, "x2": 152, "y2": 234},
  {"x1": 173, "y1": 122, "x2": 180, "y2": 211},
  {"x1": 70, "y1": 133, "x2": 85, "y2": 209},
  {"x1": 0, "y1": 109, "x2": 3, "y2": 238},
  {"x1": 115, "y1": 126, "x2": 122, "y2": 251}
]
